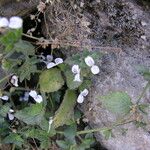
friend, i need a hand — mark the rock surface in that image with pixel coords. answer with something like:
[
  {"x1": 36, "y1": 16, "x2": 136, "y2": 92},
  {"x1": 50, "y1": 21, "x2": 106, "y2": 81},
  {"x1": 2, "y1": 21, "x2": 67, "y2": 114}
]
[{"x1": 44, "y1": 0, "x2": 150, "y2": 149}]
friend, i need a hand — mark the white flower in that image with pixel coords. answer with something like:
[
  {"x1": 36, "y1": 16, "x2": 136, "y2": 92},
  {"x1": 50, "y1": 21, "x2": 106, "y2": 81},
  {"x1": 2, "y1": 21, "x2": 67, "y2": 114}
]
[
  {"x1": 47, "y1": 62, "x2": 56, "y2": 69},
  {"x1": 77, "y1": 94, "x2": 84, "y2": 103},
  {"x1": 84, "y1": 56, "x2": 100, "y2": 75},
  {"x1": 48, "y1": 117, "x2": 53, "y2": 133},
  {"x1": 74, "y1": 74, "x2": 81, "y2": 82},
  {"x1": 81, "y1": 89, "x2": 89, "y2": 96},
  {"x1": 0, "y1": 17, "x2": 9, "y2": 28},
  {"x1": 8, "y1": 109, "x2": 15, "y2": 121},
  {"x1": 85, "y1": 56, "x2": 95, "y2": 67},
  {"x1": 0, "y1": 95, "x2": 9, "y2": 101},
  {"x1": 72, "y1": 65, "x2": 81, "y2": 82},
  {"x1": 29, "y1": 90, "x2": 43, "y2": 103},
  {"x1": 47, "y1": 57, "x2": 63, "y2": 69},
  {"x1": 9, "y1": 16, "x2": 23, "y2": 29},
  {"x1": 91, "y1": 65, "x2": 100, "y2": 75},
  {"x1": 77, "y1": 89, "x2": 89, "y2": 103},
  {"x1": 54, "y1": 58, "x2": 63, "y2": 65},
  {"x1": 72, "y1": 65, "x2": 80, "y2": 74},
  {"x1": 10, "y1": 75, "x2": 19, "y2": 87}
]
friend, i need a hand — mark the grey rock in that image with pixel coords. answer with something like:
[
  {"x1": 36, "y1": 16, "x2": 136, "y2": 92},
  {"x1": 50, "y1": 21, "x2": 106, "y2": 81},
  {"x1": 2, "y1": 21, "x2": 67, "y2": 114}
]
[{"x1": 43, "y1": 0, "x2": 150, "y2": 149}]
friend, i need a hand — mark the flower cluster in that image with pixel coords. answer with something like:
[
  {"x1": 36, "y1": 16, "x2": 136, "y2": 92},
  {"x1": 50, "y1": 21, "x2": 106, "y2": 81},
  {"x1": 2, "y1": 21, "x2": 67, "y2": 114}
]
[
  {"x1": 40, "y1": 54, "x2": 63, "y2": 69},
  {"x1": 84, "y1": 56, "x2": 100, "y2": 74},
  {"x1": 72, "y1": 56, "x2": 100, "y2": 103},
  {"x1": 0, "y1": 16, "x2": 23, "y2": 29}
]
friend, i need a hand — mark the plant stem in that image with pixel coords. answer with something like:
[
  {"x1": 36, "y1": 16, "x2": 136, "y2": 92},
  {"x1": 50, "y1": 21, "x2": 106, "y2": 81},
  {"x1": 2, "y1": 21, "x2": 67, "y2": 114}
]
[
  {"x1": 0, "y1": 74, "x2": 12, "y2": 84},
  {"x1": 77, "y1": 120, "x2": 133, "y2": 135},
  {"x1": 12, "y1": 144, "x2": 15, "y2": 150},
  {"x1": 137, "y1": 81, "x2": 150, "y2": 104},
  {"x1": 22, "y1": 33, "x2": 41, "y2": 41}
]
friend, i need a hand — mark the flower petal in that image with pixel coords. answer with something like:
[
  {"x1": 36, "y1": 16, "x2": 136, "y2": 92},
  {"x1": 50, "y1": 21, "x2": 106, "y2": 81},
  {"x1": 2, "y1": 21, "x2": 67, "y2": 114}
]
[
  {"x1": 23, "y1": 92, "x2": 29, "y2": 101},
  {"x1": 10, "y1": 75, "x2": 19, "y2": 87},
  {"x1": 9, "y1": 109, "x2": 14, "y2": 113},
  {"x1": 74, "y1": 73, "x2": 81, "y2": 82},
  {"x1": 77, "y1": 94, "x2": 84, "y2": 103},
  {"x1": 55, "y1": 58, "x2": 63, "y2": 65},
  {"x1": 0, "y1": 17, "x2": 9, "y2": 28},
  {"x1": 46, "y1": 55, "x2": 53, "y2": 62},
  {"x1": 85, "y1": 56, "x2": 95, "y2": 67},
  {"x1": 81, "y1": 89, "x2": 89, "y2": 97},
  {"x1": 47, "y1": 62, "x2": 56, "y2": 69},
  {"x1": 0, "y1": 95, "x2": 9, "y2": 101},
  {"x1": 34, "y1": 95, "x2": 43, "y2": 103},
  {"x1": 8, "y1": 113, "x2": 14, "y2": 120},
  {"x1": 72, "y1": 65, "x2": 80, "y2": 74},
  {"x1": 9, "y1": 16, "x2": 23, "y2": 29},
  {"x1": 29, "y1": 90, "x2": 37, "y2": 98},
  {"x1": 91, "y1": 65, "x2": 100, "y2": 75}
]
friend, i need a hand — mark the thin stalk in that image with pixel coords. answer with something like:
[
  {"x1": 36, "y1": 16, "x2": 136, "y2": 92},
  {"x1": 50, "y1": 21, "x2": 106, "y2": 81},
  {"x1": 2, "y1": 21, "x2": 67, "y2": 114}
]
[
  {"x1": 77, "y1": 120, "x2": 133, "y2": 135},
  {"x1": 12, "y1": 144, "x2": 16, "y2": 150},
  {"x1": 137, "y1": 81, "x2": 150, "y2": 104},
  {"x1": 22, "y1": 33, "x2": 41, "y2": 41},
  {"x1": 0, "y1": 74, "x2": 12, "y2": 84}
]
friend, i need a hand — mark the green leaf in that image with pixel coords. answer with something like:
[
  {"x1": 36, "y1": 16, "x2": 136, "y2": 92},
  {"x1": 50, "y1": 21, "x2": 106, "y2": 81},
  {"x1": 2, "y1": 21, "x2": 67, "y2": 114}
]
[
  {"x1": 14, "y1": 40, "x2": 35, "y2": 56},
  {"x1": 18, "y1": 57, "x2": 38, "y2": 82},
  {"x1": 65, "y1": 69, "x2": 83, "y2": 89},
  {"x1": 0, "y1": 104, "x2": 10, "y2": 117},
  {"x1": 0, "y1": 29, "x2": 22, "y2": 52},
  {"x1": 99, "y1": 92, "x2": 132, "y2": 116},
  {"x1": 0, "y1": 118, "x2": 9, "y2": 136},
  {"x1": 15, "y1": 103, "x2": 45, "y2": 126},
  {"x1": 3, "y1": 133, "x2": 24, "y2": 147},
  {"x1": 64, "y1": 124, "x2": 77, "y2": 143},
  {"x1": 23, "y1": 128, "x2": 49, "y2": 141},
  {"x1": 56, "y1": 140, "x2": 70, "y2": 149},
  {"x1": 53, "y1": 90, "x2": 77, "y2": 128},
  {"x1": 136, "y1": 66, "x2": 150, "y2": 81},
  {"x1": 39, "y1": 68, "x2": 64, "y2": 93}
]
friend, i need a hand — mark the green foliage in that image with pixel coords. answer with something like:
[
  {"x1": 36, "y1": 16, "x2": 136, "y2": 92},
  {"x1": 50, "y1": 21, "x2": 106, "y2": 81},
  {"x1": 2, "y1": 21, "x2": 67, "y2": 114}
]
[
  {"x1": 17, "y1": 56, "x2": 38, "y2": 82},
  {"x1": 53, "y1": 90, "x2": 77, "y2": 128},
  {"x1": 14, "y1": 40, "x2": 35, "y2": 56},
  {"x1": 39, "y1": 68, "x2": 64, "y2": 93},
  {"x1": 99, "y1": 92, "x2": 132, "y2": 116},
  {"x1": 136, "y1": 66, "x2": 150, "y2": 81},
  {"x1": 0, "y1": 29, "x2": 22, "y2": 52},
  {"x1": 0, "y1": 104, "x2": 10, "y2": 117},
  {"x1": 65, "y1": 69, "x2": 83, "y2": 89},
  {"x1": 15, "y1": 103, "x2": 46, "y2": 127},
  {"x1": 3, "y1": 133, "x2": 24, "y2": 147},
  {"x1": 56, "y1": 130, "x2": 95, "y2": 150}
]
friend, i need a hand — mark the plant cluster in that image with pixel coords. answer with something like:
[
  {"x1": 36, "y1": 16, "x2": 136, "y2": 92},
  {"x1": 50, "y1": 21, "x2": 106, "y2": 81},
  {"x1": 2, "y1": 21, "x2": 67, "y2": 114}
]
[{"x1": 0, "y1": 16, "x2": 103, "y2": 150}]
